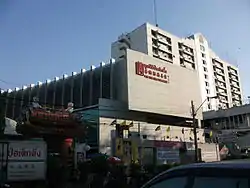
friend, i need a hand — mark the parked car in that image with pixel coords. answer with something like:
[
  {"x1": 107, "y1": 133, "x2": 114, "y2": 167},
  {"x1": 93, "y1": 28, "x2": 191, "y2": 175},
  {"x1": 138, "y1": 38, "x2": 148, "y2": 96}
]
[{"x1": 141, "y1": 160, "x2": 250, "y2": 188}]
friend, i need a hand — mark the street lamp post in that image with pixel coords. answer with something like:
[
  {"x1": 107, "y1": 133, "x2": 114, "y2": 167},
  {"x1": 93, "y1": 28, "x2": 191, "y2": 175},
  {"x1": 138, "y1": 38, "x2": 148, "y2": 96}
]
[{"x1": 191, "y1": 96, "x2": 218, "y2": 162}]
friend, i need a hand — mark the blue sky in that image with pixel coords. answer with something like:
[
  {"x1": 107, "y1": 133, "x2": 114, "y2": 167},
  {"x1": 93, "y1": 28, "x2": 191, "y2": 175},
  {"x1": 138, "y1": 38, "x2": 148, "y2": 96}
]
[{"x1": 0, "y1": 0, "x2": 250, "y2": 98}]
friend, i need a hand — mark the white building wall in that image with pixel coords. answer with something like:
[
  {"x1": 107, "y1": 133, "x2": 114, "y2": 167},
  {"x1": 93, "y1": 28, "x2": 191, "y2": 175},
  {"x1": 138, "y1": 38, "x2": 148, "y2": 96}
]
[
  {"x1": 210, "y1": 50, "x2": 243, "y2": 108},
  {"x1": 191, "y1": 34, "x2": 217, "y2": 111},
  {"x1": 126, "y1": 49, "x2": 202, "y2": 119},
  {"x1": 111, "y1": 23, "x2": 148, "y2": 61},
  {"x1": 145, "y1": 23, "x2": 184, "y2": 66},
  {"x1": 112, "y1": 23, "x2": 196, "y2": 71},
  {"x1": 111, "y1": 22, "x2": 243, "y2": 112}
]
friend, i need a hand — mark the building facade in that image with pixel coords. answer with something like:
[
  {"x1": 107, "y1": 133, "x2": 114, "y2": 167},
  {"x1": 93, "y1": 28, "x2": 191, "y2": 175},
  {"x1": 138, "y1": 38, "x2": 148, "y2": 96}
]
[
  {"x1": 190, "y1": 34, "x2": 243, "y2": 111},
  {"x1": 203, "y1": 104, "x2": 250, "y2": 150},
  {"x1": 111, "y1": 23, "x2": 243, "y2": 112},
  {"x1": 0, "y1": 49, "x2": 205, "y2": 155}
]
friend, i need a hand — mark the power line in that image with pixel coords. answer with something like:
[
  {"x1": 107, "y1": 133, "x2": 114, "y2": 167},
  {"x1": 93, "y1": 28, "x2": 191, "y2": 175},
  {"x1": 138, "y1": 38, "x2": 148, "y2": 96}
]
[{"x1": 0, "y1": 78, "x2": 19, "y2": 87}]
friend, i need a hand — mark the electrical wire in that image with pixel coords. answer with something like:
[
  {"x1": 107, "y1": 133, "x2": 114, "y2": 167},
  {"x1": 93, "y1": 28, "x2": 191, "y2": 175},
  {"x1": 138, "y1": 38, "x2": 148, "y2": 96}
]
[{"x1": 0, "y1": 78, "x2": 20, "y2": 86}]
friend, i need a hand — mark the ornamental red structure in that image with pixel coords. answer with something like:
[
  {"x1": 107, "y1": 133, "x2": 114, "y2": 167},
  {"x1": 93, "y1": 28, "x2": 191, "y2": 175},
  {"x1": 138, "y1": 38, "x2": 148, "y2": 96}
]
[{"x1": 16, "y1": 102, "x2": 86, "y2": 138}]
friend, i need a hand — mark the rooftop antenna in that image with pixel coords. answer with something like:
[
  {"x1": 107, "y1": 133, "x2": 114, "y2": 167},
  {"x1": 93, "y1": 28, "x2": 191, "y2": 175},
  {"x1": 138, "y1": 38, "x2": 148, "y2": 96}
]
[{"x1": 153, "y1": 0, "x2": 158, "y2": 27}]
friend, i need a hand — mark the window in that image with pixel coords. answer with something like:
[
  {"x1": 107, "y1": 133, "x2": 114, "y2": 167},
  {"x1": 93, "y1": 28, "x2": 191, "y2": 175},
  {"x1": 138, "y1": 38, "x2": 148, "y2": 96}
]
[
  {"x1": 205, "y1": 82, "x2": 209, "y2": 87},
  {"x1": 151, "y1": 30, "x2": 157, "y2": 37},
  {"x1": 200, "y1": 45, "x2": 205, "y2": 51},
  {"x1": 152, "y1": 47, "x2": 158, "y2": 55},
  {"x1": 206, "y1": 89, "x2": 210, "y2": 94},
  {"x1": 203, "y1": 60, "x2": 206, "y2": 65},
  {"x1": 202, "y1": 53, "x2": 206, "y2": 58},
  {"x1": 239, "y1": 115, "x2": 243, "y2": 124},
  {"x1": 193, "y1": 177, "x2": 249, "y2": 188},
  {"x1": 204, "y1": 74, "x2": 208, "y2": 79},
  {"x1": 191, "y1": 64, "x2": 195, "y2": 69},
  {"x1": 152, "y1": 39, "x2": 158, "y2": 46},
  {"x1": 203, "y1": 67, "x2": 208, "y2": 72},
  {"x1": 149, "y1": 177, "x2": 187, "y2": 188},
  {"x1": 166, "y1": 37, "x2": 171, "y2": 44},
  {"x1": 167, "y1": 45, "x2": 172, "y2": 51}
]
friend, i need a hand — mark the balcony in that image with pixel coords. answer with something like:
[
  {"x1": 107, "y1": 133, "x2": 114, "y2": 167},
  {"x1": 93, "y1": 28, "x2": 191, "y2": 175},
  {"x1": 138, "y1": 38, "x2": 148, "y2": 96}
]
[
  {"x1": 179, "y1": 44, "x2": 194, "y2": 56},
  {"x1": 232, "y1": 94, "x2": 241, "y2": 101},
  {"x1": 229, "y1": 70, "x2": 238, "y2": 76},
  {"x1": 231, "y1": 88, "x2": 241, "y2": 95},
  {"x1": 217, "y1": 91, "x2": 227, "y2": 97},
  {"x1": 229, "y1": 75, "x2": 239, "y2": 82},
  {"x1": 183, "y1": 48, "x2": 194, "y2": 56},
  {"x1": 157, "y1": 52, "x2": 173, "y2": 63},
  {"x1": 214, "y1": 69, "x2": 225, "y2": 76},
  {"x1": 152, "y1": 40, "x2": 159, "y2": 47},
  {"x1": 215, "y1": 81, "x2": 227, "y2": 89},
  {"x1": 217, "y1": 103, "x2": 228, "y2": 110},
  {"x1": 156, "y1": 35, "x2": 170, "y2": 45},
  {"x1": 213, "y1": 59, "x2": 224, "y2": 70},
  {"x1": 155, "y1": 32, "x2": 172, "y2": 45},
  {"x1": 231, "y1": 83, "x2": 240, "y2": 89},
  {"x1": 232, "y1": 101, "x2": 242, "y2": 107},
  {"x1": 182, "y1": 56, "x2": 194, "y2": 64},
  {"x1": 158, "y1": 44, "x2": 172, "y2": 53},
  {"x1": 219, "y1": 97, "x2": 228, "y2": 104},
  {"x1": 215, "y1": 76, "x2": 226, "y2": 83},
  {"x1": 228, "y1": 66, "x2": 238, "y2": 76},
  {"x1": 213, "y1": 65, "x2": 224, "y2": 72}
]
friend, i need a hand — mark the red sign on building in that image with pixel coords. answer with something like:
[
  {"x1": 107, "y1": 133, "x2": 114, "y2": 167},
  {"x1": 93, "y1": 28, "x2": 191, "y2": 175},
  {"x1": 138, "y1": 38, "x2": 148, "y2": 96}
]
[
  {"x1": 135, "y1": 62, "x2": 169, "y2": 83},
  {"x1": 154, "y1": 140, "x2": 183, "y2": 148}
]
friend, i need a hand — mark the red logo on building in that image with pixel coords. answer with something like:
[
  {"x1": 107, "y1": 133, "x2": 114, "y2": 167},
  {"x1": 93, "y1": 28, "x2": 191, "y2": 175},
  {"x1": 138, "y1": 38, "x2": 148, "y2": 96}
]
[{"x1": 135, "y1": 62, "x2": 169, "y2": 83}]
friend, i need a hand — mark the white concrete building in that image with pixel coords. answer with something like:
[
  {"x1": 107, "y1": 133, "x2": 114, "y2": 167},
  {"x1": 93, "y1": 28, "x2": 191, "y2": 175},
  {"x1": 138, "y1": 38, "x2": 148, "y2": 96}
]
[
  {"x1": 111, "y1": 23, "x2": 243, "y2": 112},
  {"x1": 79, "y1": 48, "x2": 206, "y2": 158}
]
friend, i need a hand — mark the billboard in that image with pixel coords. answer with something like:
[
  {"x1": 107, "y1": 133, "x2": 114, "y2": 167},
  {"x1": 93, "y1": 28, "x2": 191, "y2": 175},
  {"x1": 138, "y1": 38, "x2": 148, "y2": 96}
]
[
  {"x1": 126, "y1": 49, "x2": 202, "y2": 119},
  {"x1": 0, "y1": 140, "x2": 47, "y2": 182}
]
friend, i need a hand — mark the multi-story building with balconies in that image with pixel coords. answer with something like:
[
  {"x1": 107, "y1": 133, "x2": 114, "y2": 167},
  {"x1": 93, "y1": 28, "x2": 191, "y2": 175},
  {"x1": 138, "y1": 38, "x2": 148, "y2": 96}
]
[
  {"x1": 111, "y1": 22, "x2": 243, "y2": 111},
  {"x1": 111, "y1": 23, "x2": 197, "y2": 71}
]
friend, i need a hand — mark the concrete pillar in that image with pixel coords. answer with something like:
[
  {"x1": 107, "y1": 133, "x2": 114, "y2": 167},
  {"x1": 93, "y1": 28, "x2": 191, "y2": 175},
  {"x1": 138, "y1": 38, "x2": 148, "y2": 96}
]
[
  {"x1": 247, "y1": 114, "x2": 250, "y2": 127},
  {"x1": 197, "y1": 119, "x2": 202, "y2": 128}
]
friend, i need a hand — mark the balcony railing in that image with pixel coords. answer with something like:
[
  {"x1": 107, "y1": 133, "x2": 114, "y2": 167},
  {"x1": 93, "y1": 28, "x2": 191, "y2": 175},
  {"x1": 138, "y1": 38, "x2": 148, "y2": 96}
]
[{"x1": 231, "y1": 83, "x2": 240, "y2": 88}]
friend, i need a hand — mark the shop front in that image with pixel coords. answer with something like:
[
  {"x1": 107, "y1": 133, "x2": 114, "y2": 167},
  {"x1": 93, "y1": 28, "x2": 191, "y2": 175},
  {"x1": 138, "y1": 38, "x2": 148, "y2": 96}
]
[{"x1": 113, "y1": 137, "x2": 196, "y2": 165}]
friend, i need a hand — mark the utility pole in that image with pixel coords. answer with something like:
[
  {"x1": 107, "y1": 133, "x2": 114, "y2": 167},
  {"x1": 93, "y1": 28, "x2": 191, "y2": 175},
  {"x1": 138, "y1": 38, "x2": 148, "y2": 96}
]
[
  {"x1": 191, "y1": 100, "x2": 198, "y2": 162},
  {"x1": 138, "y1": 122, "x2": 142, "y2": 165}
]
